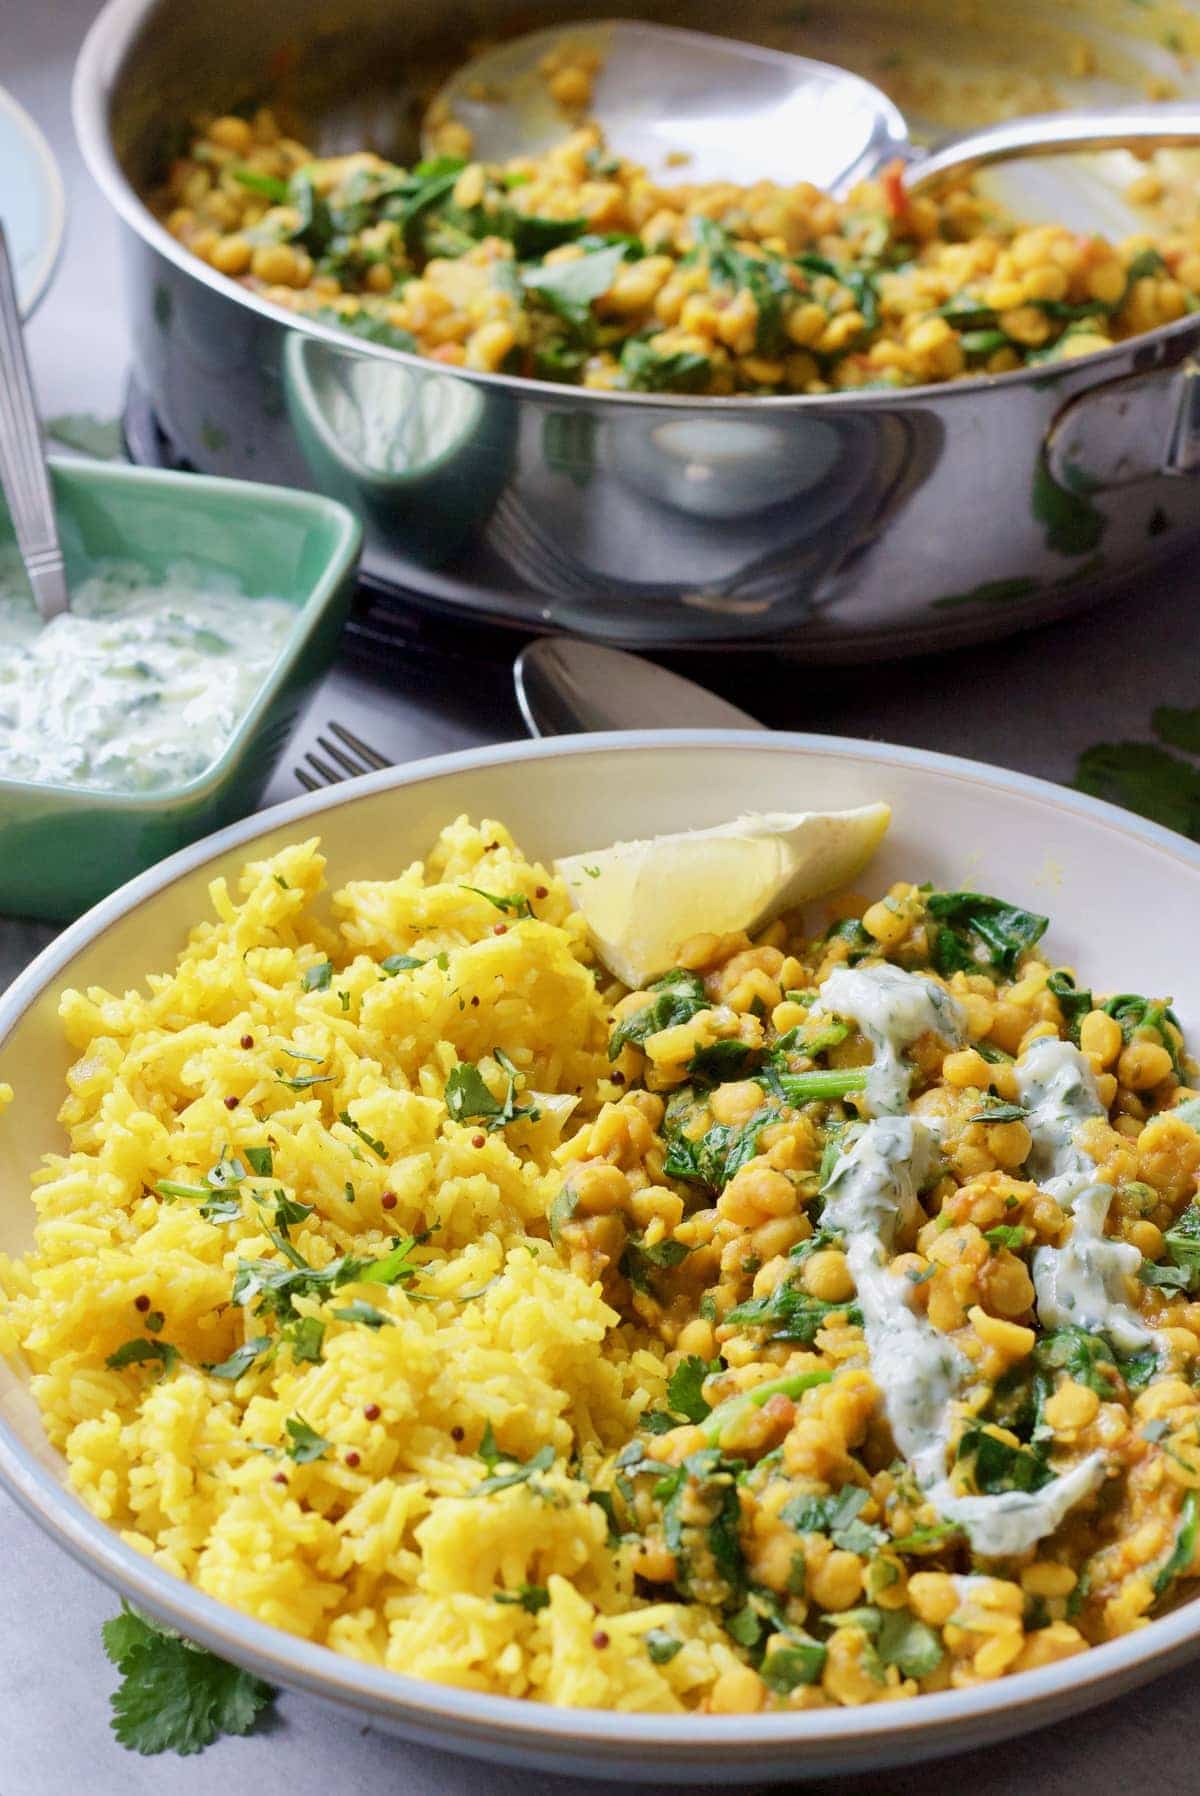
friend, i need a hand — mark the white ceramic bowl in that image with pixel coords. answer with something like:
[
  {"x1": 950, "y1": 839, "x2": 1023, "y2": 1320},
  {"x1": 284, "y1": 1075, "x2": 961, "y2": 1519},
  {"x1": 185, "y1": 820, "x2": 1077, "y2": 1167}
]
[{"x1": 3, "y1": 731, "x2": 1200, "y2": 1782}]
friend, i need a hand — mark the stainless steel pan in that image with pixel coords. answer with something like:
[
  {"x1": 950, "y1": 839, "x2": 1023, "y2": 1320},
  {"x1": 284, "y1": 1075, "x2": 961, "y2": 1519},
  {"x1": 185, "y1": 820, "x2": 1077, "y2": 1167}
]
[{"x1": 73, "y1": 0, "x2": 1200, "y2": 658}]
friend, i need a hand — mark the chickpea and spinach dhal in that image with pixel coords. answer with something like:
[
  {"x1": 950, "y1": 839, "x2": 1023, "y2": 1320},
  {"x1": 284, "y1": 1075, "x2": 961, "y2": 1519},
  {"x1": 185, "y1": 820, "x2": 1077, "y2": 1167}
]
[
  {"x1": 156, "y1": 101, "x2": 1200, "y2": 396},
  {"x1": 7, "y1": 820, "x2": 1200, "y2": 1716}
]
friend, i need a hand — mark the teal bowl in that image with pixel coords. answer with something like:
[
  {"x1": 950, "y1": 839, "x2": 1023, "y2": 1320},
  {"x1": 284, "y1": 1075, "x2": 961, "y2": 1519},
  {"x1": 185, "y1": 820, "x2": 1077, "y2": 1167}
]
[{"x1": 0, "y1": 459, "x2": 361, "y2": 921}]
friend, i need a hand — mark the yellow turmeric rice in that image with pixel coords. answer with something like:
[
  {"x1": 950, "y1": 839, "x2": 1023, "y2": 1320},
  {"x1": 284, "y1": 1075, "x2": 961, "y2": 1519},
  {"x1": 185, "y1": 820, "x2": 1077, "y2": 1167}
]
[{"x1": 5, "y1": 817, "x2": 1200, "y2": 1713}]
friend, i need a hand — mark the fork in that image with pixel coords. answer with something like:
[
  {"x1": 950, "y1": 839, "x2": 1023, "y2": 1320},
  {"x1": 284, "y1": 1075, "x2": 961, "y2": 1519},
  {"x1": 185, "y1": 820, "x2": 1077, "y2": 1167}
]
[{"x1": 294, "y1": 721, "x2": 392, "y2": 791}]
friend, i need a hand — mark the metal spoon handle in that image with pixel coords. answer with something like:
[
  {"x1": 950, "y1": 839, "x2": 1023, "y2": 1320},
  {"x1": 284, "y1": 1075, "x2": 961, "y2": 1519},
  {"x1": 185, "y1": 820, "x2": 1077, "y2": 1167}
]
[
  {"x1": 0, "y1": 222, "x2": 67, "y2": 621},
  {"x1": 906, "y1": 103, "x2": 1200, "y2": 195}
]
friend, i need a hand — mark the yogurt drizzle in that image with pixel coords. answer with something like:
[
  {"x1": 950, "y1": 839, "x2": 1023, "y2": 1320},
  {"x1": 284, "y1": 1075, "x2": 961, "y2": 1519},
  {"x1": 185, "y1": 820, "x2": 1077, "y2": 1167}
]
[
  {"x1": 1018, "y1": 1037, "x2": 1161, "y2": 1357},
  {"x1": 816, "y1": 963, "x2": 966, "y2": 1114},
  {"x1": 812, "y1": 970, "x2": 1126, "y2": 1556}
]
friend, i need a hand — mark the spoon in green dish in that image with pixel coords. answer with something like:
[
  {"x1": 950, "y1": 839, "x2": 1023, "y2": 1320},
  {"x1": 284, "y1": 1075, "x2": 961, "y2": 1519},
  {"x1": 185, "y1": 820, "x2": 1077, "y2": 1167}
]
[{"x1": 0, "y1": 221, "x2": 68, "y2": 620}]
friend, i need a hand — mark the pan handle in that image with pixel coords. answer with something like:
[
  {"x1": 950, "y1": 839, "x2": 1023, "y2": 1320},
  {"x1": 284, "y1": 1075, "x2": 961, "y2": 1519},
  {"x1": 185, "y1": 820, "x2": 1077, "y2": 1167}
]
[{"x1": 1044, "y1": 357, "x2": 1200, "y2": 490}]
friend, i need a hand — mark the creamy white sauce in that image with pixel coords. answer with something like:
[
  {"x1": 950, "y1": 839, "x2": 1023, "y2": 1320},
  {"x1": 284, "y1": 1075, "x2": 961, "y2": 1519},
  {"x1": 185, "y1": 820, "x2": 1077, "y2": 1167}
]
[
  {"x1": 1033, "y1": 1184, "x2": 1155, "y2": 1354},
  {"x1": 816, "y1": 963, "x2": 966, "y2": 1115},
  {"x1": 928, "y1": 1455, "x2": 1107, "y2": 1560},
  {"x1": 1015, "y1": 1038, "x2": 1161, "y2": 1356},
  {"x1": 0, "y1": 547, "x2": 294, "y2": 792},
  {"x1": 1016, "y1": 1036, "x2": 1105, "y2": 1203},
  {"x1": 822, "y1": 1113, "x2": 1107, "y2": 1556}
]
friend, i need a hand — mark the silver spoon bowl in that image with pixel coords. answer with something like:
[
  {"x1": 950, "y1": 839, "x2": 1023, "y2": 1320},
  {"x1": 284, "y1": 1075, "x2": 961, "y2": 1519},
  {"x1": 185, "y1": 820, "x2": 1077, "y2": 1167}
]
[
  {"x1": 426, "y1": 20, "x2": 909, "y2": 194},
  {"x1": 431, "y1": 22, "x2": 1200, "y2": 200},
  {"x1": 514, "y1": 636, "x2": 763, "y2": 737}
]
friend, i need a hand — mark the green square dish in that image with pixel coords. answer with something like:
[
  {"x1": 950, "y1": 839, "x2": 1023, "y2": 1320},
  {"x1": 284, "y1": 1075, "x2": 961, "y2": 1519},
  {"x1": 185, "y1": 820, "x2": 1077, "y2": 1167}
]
[{"x1": 0, "y1": 458, "x2": 361, "y2": 921}]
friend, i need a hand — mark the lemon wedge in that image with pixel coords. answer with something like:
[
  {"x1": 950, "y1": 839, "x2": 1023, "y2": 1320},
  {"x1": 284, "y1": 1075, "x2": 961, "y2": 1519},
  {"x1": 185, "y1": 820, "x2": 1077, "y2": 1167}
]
[{"x1": 556, "y1": 805, "x2": 891, "y2": 989}]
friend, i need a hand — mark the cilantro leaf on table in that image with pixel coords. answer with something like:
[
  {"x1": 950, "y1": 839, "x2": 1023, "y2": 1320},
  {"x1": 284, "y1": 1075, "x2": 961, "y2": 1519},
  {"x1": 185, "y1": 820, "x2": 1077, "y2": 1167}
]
[
  {"x1": 102, "y1": 1603, "x2": 275, "y2": 1756},
  {"x1": 1074, "y1": 740, "x2": 1200, "y2": 839}
]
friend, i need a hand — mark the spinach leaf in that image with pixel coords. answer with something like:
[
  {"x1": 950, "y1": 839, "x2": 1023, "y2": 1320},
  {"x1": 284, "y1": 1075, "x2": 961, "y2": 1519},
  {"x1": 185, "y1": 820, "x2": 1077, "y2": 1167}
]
[
  {"x1": 287, "y1": 170, "x2": 335, "y2": 257},
  {"x1": 621, "y1": 1232, "x2": 691, "y2": 1295},
  {"x1": 609, "y1": 970, "x2": 710, "y2": 1059},
  {"x1": 312, "y1": 307, "x2": 416, "y2": 353},
  {"x1": 1102, "y1": 992, "x2": 1184, "y2": 1078},
  {"x1": 686, "y1": 1039, "x2": 762, "y2": 1084},
  {"x1": 697, "y1": 219, "x2": 795, "y2": 355},
  {"x1": 1047, "y1": 970, "x2": 1093, "y2": 1042},
  {"x1": 662, "y1": 1096, "x2": 778, "y2": 1193},
  {"x1": 521, "y1": 243, "x2": 629, "y2": 336},
  {"x1": 795, "y1": 250, "x2": 880, "y2": 335},
  {"x1": 385, "y1": 156, "x2": 467, "y2": 251},
  {"x1": 956, "y1": 1422, "x2": 1052, "y2": 1495},
  {"x1": 925, "y1": 890, "x2": 1049, "y2": 976},
  {"x1": 725, "y1": 1278, "x2": 862, "y2": 1344},
  {"x1": 618, "y1": 340, "x2": 712, "y2": 393}
]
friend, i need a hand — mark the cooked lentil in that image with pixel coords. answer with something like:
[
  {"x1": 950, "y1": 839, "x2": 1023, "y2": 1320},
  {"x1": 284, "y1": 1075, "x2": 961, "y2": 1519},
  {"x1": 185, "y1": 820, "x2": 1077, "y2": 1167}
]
[{"x1": 156, "y1": 103, "x2": 1200, "y2": 395}]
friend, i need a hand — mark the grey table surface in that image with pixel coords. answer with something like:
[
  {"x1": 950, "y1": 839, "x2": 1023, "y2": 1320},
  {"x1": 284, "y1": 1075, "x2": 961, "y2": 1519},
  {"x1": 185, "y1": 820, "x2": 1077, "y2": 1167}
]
[{"x1": 5, "y1": 5, "x2": 1200, "y2": 1792}]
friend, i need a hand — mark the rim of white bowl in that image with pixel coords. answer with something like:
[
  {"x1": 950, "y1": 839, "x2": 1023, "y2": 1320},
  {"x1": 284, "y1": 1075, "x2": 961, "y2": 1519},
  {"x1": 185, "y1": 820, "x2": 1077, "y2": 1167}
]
[{"x1": 3, "y1": 727, "x2": 1200, "y2": 1762}]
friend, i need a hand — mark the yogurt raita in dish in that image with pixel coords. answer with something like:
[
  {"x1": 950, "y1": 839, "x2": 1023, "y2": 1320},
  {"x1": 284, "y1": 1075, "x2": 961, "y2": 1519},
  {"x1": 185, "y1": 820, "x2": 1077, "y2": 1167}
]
[{"x1": 0, "y1": 546, "x2": 294, "y2": 792}]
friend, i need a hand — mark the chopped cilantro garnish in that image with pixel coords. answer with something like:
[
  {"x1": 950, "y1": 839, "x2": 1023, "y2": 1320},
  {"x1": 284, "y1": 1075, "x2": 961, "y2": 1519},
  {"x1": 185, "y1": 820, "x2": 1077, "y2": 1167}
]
[
  {"x1": 283, "y1": 1415, "x2": 330, "y2": 1463},
  {"x1": 331, "y1": 1300, "x2": 392, "y2": 1328},
  {"x1": 205, "y1": 1338, "x2": 271, "y2": 1380},
  {"x1": 302, "y1": 959, "x2": 333, "y2": 991},
  {"x1": 338, "y1": 1110, "x2": 388, "y2": 1159},
  {"x1": 468, "y1": 1442, "x2": 556, "y2": 1498},
  {"x1": 493, "y1": 1583, "x2": 550, "y2": 1613},
  {"x1": 459, "y1": 885, "x2": 533, "y2": 917},
  {"x1": 445, "y1": 1055, "x2": 539, "y2": 1131},
  {"x1": 106, "y1": 1337, "x2": 179, "y2": 1375}
]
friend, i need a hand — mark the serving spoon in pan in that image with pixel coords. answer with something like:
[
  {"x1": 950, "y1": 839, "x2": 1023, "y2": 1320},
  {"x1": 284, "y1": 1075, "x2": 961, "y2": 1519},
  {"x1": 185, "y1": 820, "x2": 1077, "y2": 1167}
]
[{"x1": 427, "y1": 20, "x2": 1200, "y2": 198}]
